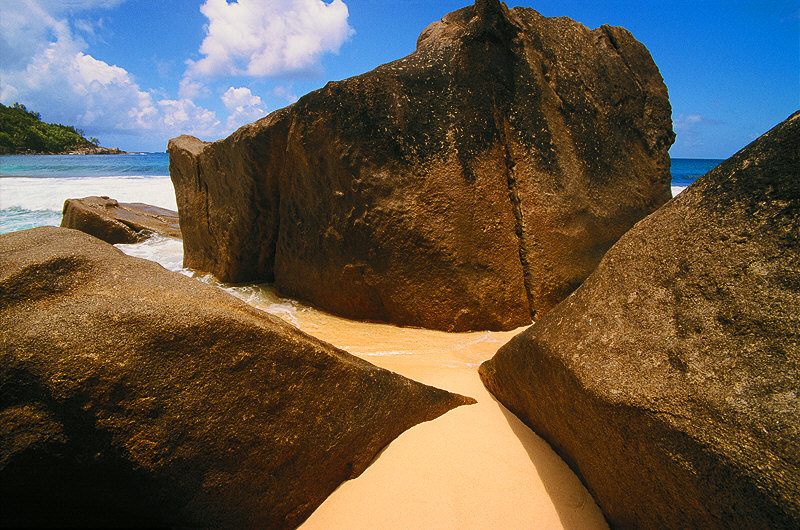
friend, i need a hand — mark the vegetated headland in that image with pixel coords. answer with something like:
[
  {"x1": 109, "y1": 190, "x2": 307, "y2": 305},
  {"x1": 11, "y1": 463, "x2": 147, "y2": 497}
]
[{"x1": 0, "y1": 102, "x2": 126, "y2": 155}]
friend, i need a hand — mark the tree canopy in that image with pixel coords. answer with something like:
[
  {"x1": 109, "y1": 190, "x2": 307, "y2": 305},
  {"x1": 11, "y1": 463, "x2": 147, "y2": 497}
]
[{"x1": 0, "y1": 103, "x2": 99, "y2": 154}]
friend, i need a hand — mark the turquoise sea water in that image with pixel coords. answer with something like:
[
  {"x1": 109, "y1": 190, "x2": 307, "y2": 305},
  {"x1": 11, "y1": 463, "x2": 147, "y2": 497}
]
[
  {"x1": 0, "y1": 152, "x2": 170, "y2": 179},
  {"x1": 0, "y1": 153, "x2": 174, "y2": 234},
  {"x1": 0, "y1": 154, "x2": 722, "y2": 236},
  {"x1": 670, "y1": 158, "x2": 722, "y2": 188}
]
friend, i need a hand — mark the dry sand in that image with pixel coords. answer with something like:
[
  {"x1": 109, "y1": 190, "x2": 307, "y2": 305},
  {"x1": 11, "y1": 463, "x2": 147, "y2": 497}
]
[{"x1": 228, "y1": 285, "x2": 609, "y2": 529}]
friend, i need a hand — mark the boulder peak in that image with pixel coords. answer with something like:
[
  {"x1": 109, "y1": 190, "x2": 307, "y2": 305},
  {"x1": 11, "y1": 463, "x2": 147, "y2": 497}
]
[
  {"x1": 167, "y1": 134, "x2": 209, "y2": 157},
  {"x1": 169, "y1": 2, "x2": 674, "y2": 331},
  {"x1": 417, "y1": 0, "x2": 515, "y2": 50}
]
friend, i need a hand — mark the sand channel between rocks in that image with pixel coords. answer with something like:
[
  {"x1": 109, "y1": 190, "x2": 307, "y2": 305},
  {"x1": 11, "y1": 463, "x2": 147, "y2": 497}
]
[{"x1": 228, "y1": 285, "x2": 609, "y2": 529}]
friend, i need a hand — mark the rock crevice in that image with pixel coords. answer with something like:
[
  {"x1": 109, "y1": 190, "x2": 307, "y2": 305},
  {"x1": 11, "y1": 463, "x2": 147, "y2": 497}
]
[
  {"x1": 495, "y1": 104, "x2": 535, "y2": 319},
  {"x1": 480, "y1": 111, "x2": 800, "y2": 527}
]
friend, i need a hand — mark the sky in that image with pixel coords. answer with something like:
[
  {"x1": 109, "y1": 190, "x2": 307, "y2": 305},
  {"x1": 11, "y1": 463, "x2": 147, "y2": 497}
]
[{"x1": 1, "y1": 0, "x2": 798, "y2": 158}]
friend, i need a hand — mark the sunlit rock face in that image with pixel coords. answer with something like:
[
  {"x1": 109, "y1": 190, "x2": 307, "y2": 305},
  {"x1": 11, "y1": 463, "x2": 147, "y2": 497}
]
[{"x1": 169, "y1": 0, "x2": 674, "y2": 331}]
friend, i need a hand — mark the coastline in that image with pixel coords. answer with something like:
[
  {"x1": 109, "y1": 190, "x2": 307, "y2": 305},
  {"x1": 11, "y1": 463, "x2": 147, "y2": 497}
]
[
  {"x1": 5, "y1": 146, "x2": 130, "y2": 155},
  {"x1": 2, "y1": 0, "x2": 795, "y2": 523}
]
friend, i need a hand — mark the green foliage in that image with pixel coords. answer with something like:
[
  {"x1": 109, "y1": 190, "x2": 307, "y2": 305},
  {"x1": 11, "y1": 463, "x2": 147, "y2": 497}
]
[{"x1": 0, "y1": 102, "x2": 99, "y2": 154}]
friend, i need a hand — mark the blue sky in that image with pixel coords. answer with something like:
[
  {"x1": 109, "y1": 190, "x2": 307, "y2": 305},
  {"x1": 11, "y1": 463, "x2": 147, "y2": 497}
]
[{"x1": 1, "y1": 0, "x2": 798, "y2": 158}]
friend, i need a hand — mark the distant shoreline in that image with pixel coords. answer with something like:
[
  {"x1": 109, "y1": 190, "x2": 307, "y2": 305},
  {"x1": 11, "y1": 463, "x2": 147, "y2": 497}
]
[{"x1": 6, "y1": 146, "x2": 130, "y2": 156}]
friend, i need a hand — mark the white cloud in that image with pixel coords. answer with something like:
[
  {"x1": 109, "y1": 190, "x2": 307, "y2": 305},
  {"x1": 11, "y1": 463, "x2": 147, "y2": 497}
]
[
  {"x1": 1, "y1": 1, "x2": 153, "y2": 131},
  {"x1": 1, "y1": 0, "x2": 339, "y2": 150},
  {"x1": 0, "y1": 1, "x2": 72, "y2": 69},
  {"x1": 222, "y1": 86, "x2": 266, "y2": 130},
  {"x1": 187, "y1": 0, "x2": 353, "y2": 79},
  {"x1": 272, "y1": 85, "x2": 299, "y2": 103},
  {"x1": 159, "y1": 98, "x2": 221, "y2": 138},
  {"x1": 674, "y1": 114, "x2": 704, "y2": 131},
  {"x1": 0, "y1": 0, "x2": 231, "y2": 148},
  {"x1": 1, "y1": 27, "x2": 158, "y2": 134},
  {"x1": 73, "y1": 18, "x2": 96, "y2": 35},
  {"x1": 674, "y1": 113, "x2": 724, "y2": 133},
  {"x1": 672, "y1": 113, "x2": 727, "y2": 156},
  {"x1": 178, "y1": 77, "x2": 209, "y2": 100},
  {"x1": 0, "y1": 1, "x2": 123, "y2": 66},
  {"x1": 72, "y1": 16, "x2": 110, "y2": 46}
]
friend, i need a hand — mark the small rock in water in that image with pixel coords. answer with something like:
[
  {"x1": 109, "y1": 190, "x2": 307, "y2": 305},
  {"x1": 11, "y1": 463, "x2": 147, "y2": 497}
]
[{"x1": 61, "y1": 195, "x2": 181, "y2": 243}]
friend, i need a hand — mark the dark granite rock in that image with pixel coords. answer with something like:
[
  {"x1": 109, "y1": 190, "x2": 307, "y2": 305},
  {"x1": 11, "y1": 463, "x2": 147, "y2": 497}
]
[
  {"x1": 479, "y1": 111, "x2": 800, "y2": 527},
  {"x1": 61, "y1": 196, "x2": 181, "y2": 244},
  {"x1": 169, "y1": 0, "x2": 673, "y2": 331},
  {"x1": 0, "y1": 227, "x2": 473, "y2": 528}
]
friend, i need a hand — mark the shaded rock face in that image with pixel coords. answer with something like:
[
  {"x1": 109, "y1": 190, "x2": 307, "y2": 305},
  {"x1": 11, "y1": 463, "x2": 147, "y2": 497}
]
[
  {"x1": 0, "y1": 227, "x2": 473, "y2": 529},
  {"x1": 61, "y1": 196, "x2": 181, "y2": 243},
  {"x1": 169, "y1": 0, "x2": 674, "y2": 331},
  {"x1": 480, "y1": 112, "x2": 800, "y2": 527}
]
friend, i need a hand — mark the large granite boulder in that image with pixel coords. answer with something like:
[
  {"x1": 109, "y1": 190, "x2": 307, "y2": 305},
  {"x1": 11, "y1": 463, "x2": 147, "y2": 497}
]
[
  {"x1": 0, "y1": 227, "x2": 473, "y2": 528},
  {"x1": 479, "y1": 111, "x2": 800, "y2": 527},
  {"x1": 61, "y1": 195, "x2": 181, "y2": 244},
  {"x1": 168, "y1": 0, "x2": 674, "y2": 332}
]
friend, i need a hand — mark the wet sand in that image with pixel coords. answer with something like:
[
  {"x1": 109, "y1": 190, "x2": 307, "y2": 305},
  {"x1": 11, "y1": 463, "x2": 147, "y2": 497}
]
[{"x1": 230, "y1": 286, "x2": 608, "y2": 529}]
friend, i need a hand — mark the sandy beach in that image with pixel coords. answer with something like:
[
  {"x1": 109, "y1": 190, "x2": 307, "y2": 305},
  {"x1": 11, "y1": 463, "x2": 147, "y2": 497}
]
[{"x1": 233, "y1": 288, "x2": 608, "y2": 529}]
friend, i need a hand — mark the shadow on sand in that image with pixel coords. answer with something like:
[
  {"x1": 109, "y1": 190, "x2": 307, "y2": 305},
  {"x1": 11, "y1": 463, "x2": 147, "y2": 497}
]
[{"x1": 488, "y1": 393, "x2": 609, "y2": 529}]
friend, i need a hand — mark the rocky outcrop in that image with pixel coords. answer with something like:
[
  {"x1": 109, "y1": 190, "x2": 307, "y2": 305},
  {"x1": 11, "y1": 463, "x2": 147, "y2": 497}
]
[
  {"x1": 60, "y1": 196, "x2": 181, "y2": 244},
  {"x1": 0, "y1": 227, "x2": 473, "y2": 528},
  {"x1": 479, "y1": 112, "x2": 800, "y2": 527},
  {"x1": 64, "y1": 146, "x2": 128, "y2": 155},
  {"x1": 169, "y1": 0, "x2": 674, "y2": 331}
]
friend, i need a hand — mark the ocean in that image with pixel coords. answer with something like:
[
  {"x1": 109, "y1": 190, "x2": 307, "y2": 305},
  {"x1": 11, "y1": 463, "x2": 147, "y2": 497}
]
[
  {"x1": 0, "y1": 153, "x2": 175, "y2": 233},
  {"x1": 670, "y1": 158, "x2": 723, "y2": 190}
]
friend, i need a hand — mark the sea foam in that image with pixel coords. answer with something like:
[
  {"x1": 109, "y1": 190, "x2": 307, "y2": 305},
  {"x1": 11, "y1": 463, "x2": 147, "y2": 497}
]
[
  {"x1": 0, "y1": 175, "x2": 177, "y2": 211},
  {"x1": 115, "y1": 234, "x2": 184, "y2": 272},
  {"x1": 671, "y1": 186, "x2": 687, "y2": 197},
  {"x1": 0, "y1": 152, "x2": 177, "y2": 235}
]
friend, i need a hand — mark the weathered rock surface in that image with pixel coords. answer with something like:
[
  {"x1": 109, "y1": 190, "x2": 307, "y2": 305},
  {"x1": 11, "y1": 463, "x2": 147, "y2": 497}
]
[
  {"x1": 0, "y1": 227, "x2": 473, "y2": 528},
  {"x1": 480, "y1": 111, "x2": 800, "y2": 527},
  {"x1": 60, "y1": 195, "x2": 181, "y2": 244},
  {"x1": 169, "y1": 0, "x2": 674, "y2": 331}
]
